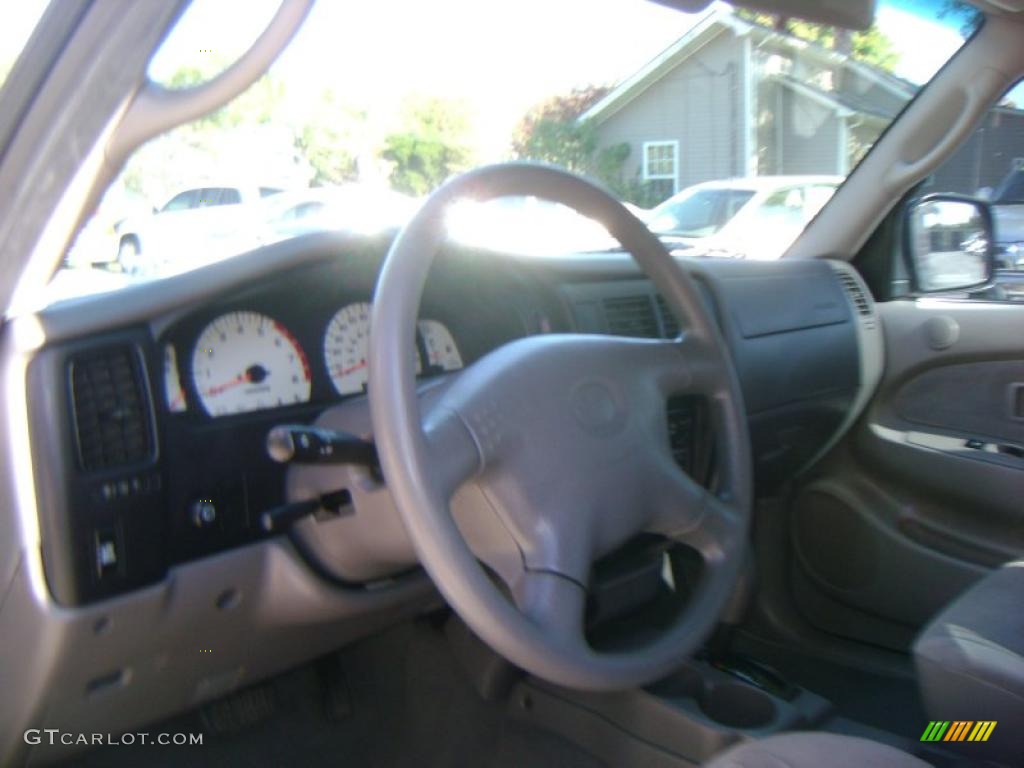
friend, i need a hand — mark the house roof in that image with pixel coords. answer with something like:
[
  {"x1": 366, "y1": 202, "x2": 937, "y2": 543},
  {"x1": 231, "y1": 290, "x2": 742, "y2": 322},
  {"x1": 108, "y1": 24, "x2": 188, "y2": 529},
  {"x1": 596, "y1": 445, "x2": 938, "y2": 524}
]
[
  {"x1": 580, "y1": 1, "x2": 916, "y2": 126},
  {"x1": 774, "y1": 74, "x2": 903, "y2": 122}
]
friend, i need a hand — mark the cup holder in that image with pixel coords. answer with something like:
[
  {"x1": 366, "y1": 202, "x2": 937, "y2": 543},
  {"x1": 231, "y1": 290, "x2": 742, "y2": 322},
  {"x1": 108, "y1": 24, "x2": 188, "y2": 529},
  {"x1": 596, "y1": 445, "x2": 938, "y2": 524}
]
[
  {"x1": 698, "y1": 682, "x2": 776, "y2": 729},
  {"x1": 645, "y1": 665, "x2": 703, "y2": 700}
]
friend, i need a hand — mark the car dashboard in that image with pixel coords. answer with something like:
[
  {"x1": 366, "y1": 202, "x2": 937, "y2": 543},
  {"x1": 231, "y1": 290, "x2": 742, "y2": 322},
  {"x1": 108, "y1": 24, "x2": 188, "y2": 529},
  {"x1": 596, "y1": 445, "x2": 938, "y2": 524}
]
[{"x1": 7, "y1": 229, "x2": 883, "y2": 762}]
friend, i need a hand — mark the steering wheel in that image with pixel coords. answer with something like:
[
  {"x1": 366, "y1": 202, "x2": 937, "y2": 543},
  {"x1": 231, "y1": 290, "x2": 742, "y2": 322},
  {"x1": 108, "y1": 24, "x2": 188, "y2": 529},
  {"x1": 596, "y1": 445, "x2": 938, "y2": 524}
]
[{"x1": 368, "y1": 164, "x2": 751, "y2": 691}]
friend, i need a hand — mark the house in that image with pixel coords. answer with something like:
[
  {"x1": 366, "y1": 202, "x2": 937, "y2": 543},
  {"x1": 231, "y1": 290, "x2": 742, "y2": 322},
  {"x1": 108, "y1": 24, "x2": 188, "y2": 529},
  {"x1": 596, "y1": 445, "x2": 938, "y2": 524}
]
[{"x1": 582, "y1": 2, "x2": 916, "y2": 203}]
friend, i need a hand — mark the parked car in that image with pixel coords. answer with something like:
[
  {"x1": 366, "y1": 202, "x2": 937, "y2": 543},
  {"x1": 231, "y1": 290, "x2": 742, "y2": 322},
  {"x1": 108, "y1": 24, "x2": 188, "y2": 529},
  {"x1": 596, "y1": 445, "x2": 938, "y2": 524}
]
[
  {"x1": 263, "y1": 185, "x2": 421, "y2": 241},
  {"x1": 113, "y1": 184, "x2": 286, "y2": 275},
  {"x1": 987, "y1": 166, "x2": 1024, "y2": 269},
  {"x1": 645, "y1": 176, "x2": 842, "y2": 260}
]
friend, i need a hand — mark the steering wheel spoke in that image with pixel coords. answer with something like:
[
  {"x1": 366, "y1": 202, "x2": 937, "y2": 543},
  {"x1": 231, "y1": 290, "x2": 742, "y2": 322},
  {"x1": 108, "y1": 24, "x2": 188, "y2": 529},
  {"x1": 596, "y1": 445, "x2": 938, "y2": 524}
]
[
  {"x1": 422, "y1": 405, "x2": 483, "y2": 500},
  {"x1": 513, "y1": 569, "x2": 589, "y2": 653}
]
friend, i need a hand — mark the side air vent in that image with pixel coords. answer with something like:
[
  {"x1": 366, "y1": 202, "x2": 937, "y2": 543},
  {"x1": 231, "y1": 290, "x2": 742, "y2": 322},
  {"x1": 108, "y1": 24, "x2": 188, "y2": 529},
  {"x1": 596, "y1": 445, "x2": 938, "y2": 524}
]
[
  {"x1": 603, "y1": 295, "x2": 660, "y2": 338},
  {"x1": 835, "y1": 269, "x2": 877, "y2": 330},
  {"x1": 69, "y1": 346, "x2": 155, "y2": 472},
  {"x1": 655, "y1": 295, "x2": 681, "y2": 338}
]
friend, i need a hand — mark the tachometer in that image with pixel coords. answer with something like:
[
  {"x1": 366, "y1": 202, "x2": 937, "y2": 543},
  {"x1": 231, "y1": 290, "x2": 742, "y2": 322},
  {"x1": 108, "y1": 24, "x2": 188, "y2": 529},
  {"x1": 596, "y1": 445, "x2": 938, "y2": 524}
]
[
  {"x1": 324, "y1": 302, "x2": 421, "y2": 395},
  {"x1": 191, "y1": 311, "x2": 311, "y2": 416}
]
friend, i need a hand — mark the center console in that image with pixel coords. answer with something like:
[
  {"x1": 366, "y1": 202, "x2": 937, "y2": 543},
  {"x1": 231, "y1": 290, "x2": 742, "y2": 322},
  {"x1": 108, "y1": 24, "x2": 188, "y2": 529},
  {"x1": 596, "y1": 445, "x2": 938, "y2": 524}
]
[{"x1": 511, "y1": 657, "x2": 832, "y2": 765}]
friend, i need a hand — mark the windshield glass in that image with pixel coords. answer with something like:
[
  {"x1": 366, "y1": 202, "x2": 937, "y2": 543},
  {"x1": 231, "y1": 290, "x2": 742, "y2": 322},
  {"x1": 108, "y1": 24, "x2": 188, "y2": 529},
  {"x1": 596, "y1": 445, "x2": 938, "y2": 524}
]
[
  {"x1": 24, "y1": 0, "x2": 980, "y2": 303},
  {"x1": 0, "y1": 1, "x2": 50, "y2": 90}
]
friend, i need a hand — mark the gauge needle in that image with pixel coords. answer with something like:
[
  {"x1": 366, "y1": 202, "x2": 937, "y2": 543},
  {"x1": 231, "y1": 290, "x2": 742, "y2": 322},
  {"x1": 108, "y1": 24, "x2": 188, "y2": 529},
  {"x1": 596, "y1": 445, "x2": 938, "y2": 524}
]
[
  {"x1": 206, "y1": 365, "x2": 270, "y2": 396},
  {"x1": 335, "y1": 360, "x2": 367, "y2": 377},
  {"x1": 205, "y1": 373, "x2": 246, "y2": 396}
]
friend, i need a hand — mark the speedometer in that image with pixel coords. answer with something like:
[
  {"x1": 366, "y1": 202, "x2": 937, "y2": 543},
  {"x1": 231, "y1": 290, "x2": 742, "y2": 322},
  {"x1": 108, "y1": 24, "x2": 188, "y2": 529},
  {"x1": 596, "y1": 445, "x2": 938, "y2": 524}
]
[
  {"x1": 324, "y1": 302, "x2": 421, "y2": 395},
  {"x1": 191, "y1": 311, "x2": 311, "y2": 416}
]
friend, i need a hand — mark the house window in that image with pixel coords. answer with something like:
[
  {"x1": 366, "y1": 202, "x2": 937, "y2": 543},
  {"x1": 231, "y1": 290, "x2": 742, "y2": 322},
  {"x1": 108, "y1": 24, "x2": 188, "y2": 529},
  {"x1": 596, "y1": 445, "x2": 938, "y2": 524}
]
[{"x1": 642, "y1": 141, "x2": 678, "y2": 202}]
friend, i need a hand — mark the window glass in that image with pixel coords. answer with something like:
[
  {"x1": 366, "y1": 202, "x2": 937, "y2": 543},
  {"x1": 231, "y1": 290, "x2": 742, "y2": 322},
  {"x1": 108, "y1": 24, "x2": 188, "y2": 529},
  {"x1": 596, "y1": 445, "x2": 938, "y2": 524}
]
[
  {"x1": 45, "y1": 0, "x2": 978, "y2": 302},
  {"x1": 161, "y1": 189, "x2": 200, "y2": 212},
  {"x1": 648, "y1": 189, "x2": 756, "y2": 237},
  {"x1": 916, "y1": 78, "x2": 1024, "y2": 301},
  {"x1": 643, "y1": 141, "x2": 679, "y2": 201},
  {"x1": 201, "y1": 187, "x2": 242, "y2": 207},
  {"x1": 0, "y1": 1, "x2": 50, "y2": 90}
]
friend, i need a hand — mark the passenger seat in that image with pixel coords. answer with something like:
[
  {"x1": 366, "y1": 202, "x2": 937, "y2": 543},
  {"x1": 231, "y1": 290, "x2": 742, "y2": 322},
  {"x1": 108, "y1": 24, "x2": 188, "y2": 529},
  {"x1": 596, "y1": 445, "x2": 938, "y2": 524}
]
[{"x1": 913, "y1": 559, "x2": 1024, "y2": 763}]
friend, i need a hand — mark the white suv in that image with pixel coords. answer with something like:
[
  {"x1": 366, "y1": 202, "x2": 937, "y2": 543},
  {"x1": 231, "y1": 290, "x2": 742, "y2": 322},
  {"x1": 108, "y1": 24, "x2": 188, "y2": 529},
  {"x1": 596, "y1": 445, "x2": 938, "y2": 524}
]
[
  {"x1": 114, "y1": 184, "x2": 284, "y2": 275},
  {"x1": 645, "y1": 176, "x2": 842, "y2": 260}
]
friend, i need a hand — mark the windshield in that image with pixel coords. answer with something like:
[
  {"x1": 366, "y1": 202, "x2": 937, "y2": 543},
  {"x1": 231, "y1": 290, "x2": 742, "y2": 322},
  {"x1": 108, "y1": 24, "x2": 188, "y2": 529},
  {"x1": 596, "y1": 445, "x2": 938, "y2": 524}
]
[{"x1": 17, "y1": 0, "x2": 979, "y2": 304}]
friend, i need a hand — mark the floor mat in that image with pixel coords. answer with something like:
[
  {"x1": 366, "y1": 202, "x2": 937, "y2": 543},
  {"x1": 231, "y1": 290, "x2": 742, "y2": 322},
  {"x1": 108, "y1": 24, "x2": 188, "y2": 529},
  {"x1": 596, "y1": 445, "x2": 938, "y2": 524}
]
[{"x1": 71, "y1": 616, "x2": 605, "y2": 768}]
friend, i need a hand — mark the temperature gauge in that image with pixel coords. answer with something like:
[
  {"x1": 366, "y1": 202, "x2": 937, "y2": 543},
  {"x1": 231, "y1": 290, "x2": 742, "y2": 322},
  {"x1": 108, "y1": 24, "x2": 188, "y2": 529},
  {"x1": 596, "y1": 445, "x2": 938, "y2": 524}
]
[
  {"x1": 164, "y1": 344, "x2": 187, "y2": 413},
  {"x1": 418, "y1": 319, "x2": 463, "y2": 372}
]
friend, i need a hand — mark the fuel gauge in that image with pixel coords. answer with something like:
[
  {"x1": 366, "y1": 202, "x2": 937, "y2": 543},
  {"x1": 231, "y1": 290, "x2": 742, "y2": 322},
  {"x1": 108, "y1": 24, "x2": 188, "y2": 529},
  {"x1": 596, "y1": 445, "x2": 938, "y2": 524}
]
[{"x1": 164, "y1": 344, "x2": 187, "y2": 413}]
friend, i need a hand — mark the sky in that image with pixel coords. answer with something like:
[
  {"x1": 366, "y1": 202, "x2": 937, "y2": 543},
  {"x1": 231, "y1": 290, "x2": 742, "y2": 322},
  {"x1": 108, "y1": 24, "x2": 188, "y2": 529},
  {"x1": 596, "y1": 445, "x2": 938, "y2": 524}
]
[{"x1": 1, "y1": 0, "x2": 982, "y2": 160}]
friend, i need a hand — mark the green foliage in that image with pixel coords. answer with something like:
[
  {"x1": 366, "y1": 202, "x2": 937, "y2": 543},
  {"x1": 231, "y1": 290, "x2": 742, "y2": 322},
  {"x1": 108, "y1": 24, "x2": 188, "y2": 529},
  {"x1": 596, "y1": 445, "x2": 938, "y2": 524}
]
[
  {"x1": 514, "y1": 118, "x2": 599, "y2": 174},
  {"x1": 381, "y1": 98, "x2": 472, "y2": 195},
  {"x1": 512, "y1": 86, "x2": 645, "y2": 199},
  {"x1": 735, "y1": 10, "x2": 899, "y2": 73},
  {"x1": 168, "y1": 67, "x2": 285, "y2": 132},
  {"x1": 511, "y1": 86, "x2": 609, "y2": 169},
  {"x1": 294, "y1": 89, "x2": 364, "y2": 186}
]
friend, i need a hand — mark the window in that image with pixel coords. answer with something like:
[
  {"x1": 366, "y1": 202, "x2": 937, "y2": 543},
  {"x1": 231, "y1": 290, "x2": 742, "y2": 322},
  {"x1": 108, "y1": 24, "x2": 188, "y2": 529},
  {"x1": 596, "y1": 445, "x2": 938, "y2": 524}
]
[
  {"x1": 916, "y1": 78, "x2": 1024, "y2": 302},
  {"x1": 755, "y1": 187, "x2": 806, "y2": 226},
  {"x1": 647, "y1": 189, "x2": 755, "y2": 237},
  {"x1": 44, "y1": 0, "x2": 974, "y2": 298},
  {"x1": 642, "y1": 141, "x2": 678, "y2": 202},
  {"x1": 160, "y1": 189, "x2": 201, "y2": 212},
  {"x1": 199, "y1": 187, "x2": 242, "y2": 207}
]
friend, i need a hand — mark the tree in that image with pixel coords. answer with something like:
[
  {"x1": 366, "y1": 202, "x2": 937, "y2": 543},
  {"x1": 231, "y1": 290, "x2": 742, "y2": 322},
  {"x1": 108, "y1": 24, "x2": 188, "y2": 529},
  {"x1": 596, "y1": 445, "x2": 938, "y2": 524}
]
[
  {"x1": 736, "y1": 10, "x2": 899, "y2": 72},
  {"x1": 166, "y1": 65, "x2": 285, "y2": 131},
  {"x1": 511, "y1": 86, "x2": 645, "y2": 201},
  {"x1": 381, "y1": 97, "x2": 472, "y2": 195},
  {"x1": 293, "y1": 89, "x2": 365, "y2": 186},
  {"x1": 511, "y1": 86, "x2": 610, "y2": 172}
]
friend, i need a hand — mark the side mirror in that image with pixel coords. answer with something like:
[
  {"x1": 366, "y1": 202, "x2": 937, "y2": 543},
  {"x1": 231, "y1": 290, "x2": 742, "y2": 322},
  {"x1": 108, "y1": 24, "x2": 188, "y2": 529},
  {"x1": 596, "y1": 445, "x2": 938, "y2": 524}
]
[{"x1": 905, "y1": 195, "x2": 995, "y2": 293}]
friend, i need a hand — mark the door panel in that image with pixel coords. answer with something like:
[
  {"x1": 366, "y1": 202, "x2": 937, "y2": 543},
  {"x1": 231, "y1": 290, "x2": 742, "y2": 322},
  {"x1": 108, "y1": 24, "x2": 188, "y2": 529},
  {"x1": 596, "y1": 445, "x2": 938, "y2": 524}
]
[{"x1": 789, "y1": 299, "x2": 1024, "y2": 650}]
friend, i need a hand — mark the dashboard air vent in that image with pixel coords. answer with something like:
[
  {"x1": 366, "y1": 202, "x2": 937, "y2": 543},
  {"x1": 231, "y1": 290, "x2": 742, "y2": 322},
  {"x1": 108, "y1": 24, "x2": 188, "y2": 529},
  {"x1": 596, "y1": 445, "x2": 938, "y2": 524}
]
[
  {"x1": 655, "y1": 295, "x2": 681, "y2": 338},
  {"x1": 603, "y1": 295, "x2": 659, "y2": 338},
  {"x1": 69, "y1": 346, "x2": 154, "y2": 472},
  {"x1": 835, "y1": 269, "x2": 876, "y2": 329}
]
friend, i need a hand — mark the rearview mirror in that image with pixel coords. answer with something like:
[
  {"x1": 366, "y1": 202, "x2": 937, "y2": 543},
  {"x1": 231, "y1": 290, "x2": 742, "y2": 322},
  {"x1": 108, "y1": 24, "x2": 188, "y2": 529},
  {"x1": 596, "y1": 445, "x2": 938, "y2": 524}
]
[
  {"x1": 905, "y1": 196, "x2": 994, "y2": 294},
  {"x1": 651, "y1": 0, "x2": 876, "y2": 30}
]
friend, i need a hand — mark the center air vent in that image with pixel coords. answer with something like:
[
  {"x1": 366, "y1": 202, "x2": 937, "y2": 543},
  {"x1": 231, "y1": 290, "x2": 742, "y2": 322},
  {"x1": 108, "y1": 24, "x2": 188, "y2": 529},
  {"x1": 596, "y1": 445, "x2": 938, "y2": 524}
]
[
  {"x1": 69, "y1": 346, "x2": 154, "y2": 472},
  {"x1": 655, "y1": 295, "x2": 681, "y2": 338},
  {"x1": 603, "y1": 295, "x2": 660, "y2": 338}
]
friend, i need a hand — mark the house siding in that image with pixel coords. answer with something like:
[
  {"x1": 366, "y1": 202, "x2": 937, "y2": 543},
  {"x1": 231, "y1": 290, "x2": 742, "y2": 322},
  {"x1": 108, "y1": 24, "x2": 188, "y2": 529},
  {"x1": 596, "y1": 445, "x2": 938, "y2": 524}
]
[{"x1": 594, "y1": 30, "x2": 746, "y2": 196}]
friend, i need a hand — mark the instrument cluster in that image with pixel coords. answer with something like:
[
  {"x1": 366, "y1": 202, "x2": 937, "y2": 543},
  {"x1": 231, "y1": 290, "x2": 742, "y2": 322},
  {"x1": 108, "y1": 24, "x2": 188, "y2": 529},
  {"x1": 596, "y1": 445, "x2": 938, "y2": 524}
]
[{"x1": 162, "y1": 301, "x2": 463, "y2": 418}]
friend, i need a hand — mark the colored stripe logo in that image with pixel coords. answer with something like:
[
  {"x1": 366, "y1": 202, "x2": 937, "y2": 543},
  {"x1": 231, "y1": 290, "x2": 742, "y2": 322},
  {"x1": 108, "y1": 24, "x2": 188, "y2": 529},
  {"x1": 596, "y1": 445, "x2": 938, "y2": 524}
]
[{"x1": 920, "y1": 721, "x2": 997, "y2": 742}]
